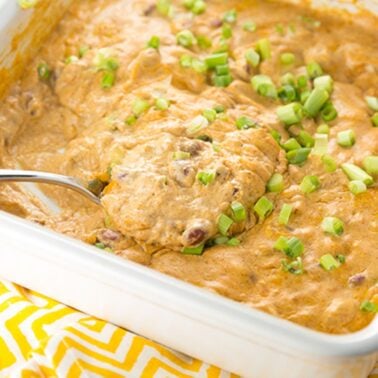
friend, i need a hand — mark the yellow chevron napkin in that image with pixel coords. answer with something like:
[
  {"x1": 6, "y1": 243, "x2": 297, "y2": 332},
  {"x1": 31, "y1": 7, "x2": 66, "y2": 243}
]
[{"x1": 0, "y1": 279, "x2": 376, "y2": 378}]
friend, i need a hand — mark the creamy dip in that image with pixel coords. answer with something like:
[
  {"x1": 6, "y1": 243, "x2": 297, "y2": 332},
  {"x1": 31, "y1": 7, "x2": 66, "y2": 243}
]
[{"x1": 0, "y1": 0, "x2": 377, "y2": 334}]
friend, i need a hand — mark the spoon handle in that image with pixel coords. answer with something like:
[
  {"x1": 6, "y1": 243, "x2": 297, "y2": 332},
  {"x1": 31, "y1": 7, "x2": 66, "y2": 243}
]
[{"x1": 0, "y1": 169, "x2": 101, "y2": 205}]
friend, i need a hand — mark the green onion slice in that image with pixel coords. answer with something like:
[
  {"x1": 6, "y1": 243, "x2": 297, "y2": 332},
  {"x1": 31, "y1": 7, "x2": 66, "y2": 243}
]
[
  {"x1": 245, "y1": 49, "x2": 260, "y2": 68},
  {"x1": 155, "y1": 97, "x2": 170, "y2": 110},
  {"x1": 365, "y1": 96, "x2": 378, "y2": 112},
  {"x1": 362, "y1": 156, "x2": 378, "y2": 176},
  {"x1": 300, "y1": 175, "x2": 321, "y2": 194},
  {"x1": 280, "y1": 52, "x2": 295, "y2": 65},
  {"x1": 313, "y1": 75, "x2": 333, "y2": 93},
  {"x1": 231, "y1": 201, "x2": 247, "y2": 222},
  {"x1": 276, "y1": 103, "x2": 303, "y2": 126},
  {"x1": 251, "y1": 75, "x2": 277, "y2": 99},
  {"x1": 312, "y1": 133, "x2": 328, "y2": 156},
  {"x1": 320, "y1": 102, "x2": 338, "y2": 122},
  {"x1": 243, "y1": 21, "x2": 256, "y2": 32},
  {"x1": 132, "y1": 98, "x2": 150, "y2": 117},
  {"x1": 278, "y1": 204, "x2": 293, "y2": 225},
  {"x1": 372, "y1": 113, "x2": 378, "y2": 127},
  {"x1": 337, "y1": 129, "x2": 356, "y2": 148},
  {"x1": 319, "y1": 254, "x2": 340, "y2": 271},
  {"x1": 274, "y1": 236, "x2": 304, "y2": 258},
  {"x1": 286, "y1": 148, "x2": 311, "y2": 165},
  {"x1": 306, "y1": 61, "x2": 323, "y2": 79},
  {"x1": 256, "y1": 38, "x2": 271, "y2": 60},
  {"x1": 218, "y1": 213, "x2": 234, "y2": 236},
  {"x1": 321, "y1": 216, "x2": 344, "y2": 236},
  {"x1": 341, "y1": 163, "x2": 374, "y2": 186},
  {"x1": 304, "y1": 88, "x2": 329, "y2": 117},
  {"x1": 322, "y1": 154, "x2": 337, "y2": 172},
  {"x1": 177, "y1": 30, "x2": 196, "y2": 47},
  {"x1": 267, "y1": 173, "x2": 284, "y2": 193},
  {"x1": 173, "y1": 151, "x2": 191, "y2": 160},
  {"x1": 197, "y1": 170, "x2": 216, "y2": 185},
  {"x1": 360, "y1": 301, "x2": 378, "y2": 313},
  {"x1": 147, "y1": 35, "x2": 160, "y2": 49},
  {"x1": 348, "y1": 180, "x2": 367, "y2": 195},
  {"x1": 182, "y1": 244, "x2": 205, "y2": 255},
  {"x1": 281, "y1": 257, "x2": 304, "y2": 275},
  {"x1": 236, "y1": 116, "x2": 258, "y2": 130},
  {"x1": 187, "y1": 115, "x2": 209, "y2": 135},
  {"x1": 37, "y1": 62, "x2": 52, "y2": 80},
  {"x1": 205, "y1": 52, "x2": 228, "y2": 68},
  {"x1": 254, "y1": 196, "x2": 274, "y2": 220}
]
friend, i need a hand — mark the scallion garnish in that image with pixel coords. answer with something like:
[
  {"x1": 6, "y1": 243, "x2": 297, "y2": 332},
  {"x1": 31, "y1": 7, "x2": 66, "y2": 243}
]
[
  {"x1": 254, "y1": 196, "x2": 274, "y2": 220},
  {"x1": 306, "y1": 61, "x2": 323, "y2": 79},
  {"x1": 278, "y1": 85, "x2": 297, "y2": 104},
  {"x1": 319, "y1": 254, "x2": 340, "y2": 271},
  {"x1": 337, "y1": 129, "x2": 355, "y2": 148},
  {"x1": 202, "y1": 108, "x2": 217, "y2": 123},
  {"x1": 213, "y1": 74, "x2": 233, "y2": 87},
  {"x1": 147, "y1": 35, "x2": 160, "y2": 49},
  {"x1": 322, "y1": 154, "x2": 337, "y2": 172},
  {"x1": 231, "y1": 201, "x2": 247, "y2": 222},
  {"x1": 300, "y1": 175, "x2": 320, "y2": 194},
  {"x1": 312, "y1": 133, "x2": 328, "y2": 155},
  {"x1": 296, "y1": 75, "x2": 309, "y2": 89},
  {"x1": 251, "y1": 75, "x2": 277, "y2": 98},
  {"x1": 215, "y1": 64, "x2": 230, "y2": 75},
  {"x1": 282, "y1": 138, "x2": 301, "y2": 152},
  {"x1": 274, "y1": 236, "x2": 304, "y2": 258},
  {"x1": 304, "y1": 88, "x2": 329, "y2": 117},
  {"x1": 267, "y1": 173, "x2": 284, "y2": 193},
  {"x1": 173, "y1": 151, "x2": 191, "y2": 160},
  {"x1": 78, "y1": 46, "x2": 89, "y2": 58},
  {"x1": 256, "y1": 38, "x2": 271, "y2": 60},
  {"x1": 197, "y1": 170, "x2": 216, "y2": 185},
  {"x1": 372, "y1": 113, "x2": 378, "y2": 127},
  {"x1": 185, "y1": 0, "x2": 206, "y2": 14},
  {"x1": 222, "y1": 9, "x2": 237, "y2": 24},
  {"x1": 281, "y1": 257, "x2": 304, "y2": 275},
  {"x1": 243, "y1": 21, "x2": 256, "y2": 32},
  {"x1": 177, "y1": 30, "x2": 196, "y2": 47},
  {"x1": 101, "y1": 71, "x2": 116, "y2": 89},
  {"x1": 320, "y1": 102, "x2": 338, "y2": 122},
  {"x1": 236, "y1": 116, "x2": 258, "y2": 130},
  {"x1": 157, "y1": 0, "x2": 173, "y2": 16},
  {"x1": 227, "y1": 237, "x2": 240, "y2": 246},
  {"x1": 316, "y1": 123, "x2": 330, "y2": 134},
  {"x1": 360, "y1": 301, "x2": 378, "y2": 313},
  {"x1": 222, "y1": 24, "x2": 233, "y2": 39},
  {"x1": 205, "y1": 52, "x2": 228, "y2": 68},
  {"x1": 297, "y1": 130, "x2": 314, "y2": 148},
  {"x1": 245, "y1": 49, "x2": 260, "y2": 68},
  {"x1": 365, "y1": 96, "x2": 378, "y2": 112},
  {"x1": 348, "y1": 180, "x2": 367, "y2": 195},
  {"x1": 314, "y1": 75, "x2": 333, "y2": 93},
  {"x1": 65, "y1": 55, "x2": 79, "y2": 64},
  {"x1": 182, "y1": 244, "x2": 205, "y2": 255},
  {"x1": 37, "y1": 62, "x2": 52, "y2": 81},
  {"x1": 281, "y1": 73, "x2": 296, "y2": 86},
  {"x1": 191, "y1": 58, "x2": 207, "y2": 73},
  {"x1": 187, "y1": 115, "x2": 209, "y2": 135},
  {"x1": 341, "y1": 163, "x2": 374, "y2": 186},
  {"x1": 280, "y1": 52, "x2": 295, "y2": 65},
  {"x1": 362, "y1": 156, "x2": 378, "y2": 176},
  {"x1": 321, "y1": 217, "x2": 344, "y2": 236},
  {"x1": 155, "y1": 97, "x2": 170, "y2": 110},
  {"x1": 278, "y1": 204, "x2": 293, "y2": 225},
  {"x1": 132, "y1": 98, "x2": 150, "y2": 117},
  {"x1": 286, "y1": 148, "x2": 311, "y2": 165},
  {"x1": 276, "y1": 103, "x2": 303, "y2": 125},
  {"x1": 218, "y1": 213, "x2": 234, "y2": 236}
]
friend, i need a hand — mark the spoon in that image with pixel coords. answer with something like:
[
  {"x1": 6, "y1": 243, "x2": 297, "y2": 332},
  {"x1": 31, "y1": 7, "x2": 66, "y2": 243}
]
[{"x1": 0, "y1": 169, "x2": 101, "y2": 205}]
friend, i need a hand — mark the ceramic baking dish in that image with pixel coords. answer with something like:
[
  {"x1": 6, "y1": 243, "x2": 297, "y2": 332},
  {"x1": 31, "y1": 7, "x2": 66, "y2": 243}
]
[{"x1": 0, "y1": 1, "x2": 377, "y2": 377}]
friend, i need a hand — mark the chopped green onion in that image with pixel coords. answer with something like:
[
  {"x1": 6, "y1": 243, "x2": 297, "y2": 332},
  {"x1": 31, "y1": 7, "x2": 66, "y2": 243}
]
[
  {"x1": 78, "y1": 46, "x2": 89, "y2": 58},
  {"x1": 243, "y1": 21, "x2": 256, "y2": 32},
  {"x1": 37, "y1": 62, "x2": 52, "y2": 80},
  {"x1": 173, "y1": 151, "x2": 191, "y2": 160},
  {"x1": 348, "y1": 180, "x2": 367, "y2": 195},
  {"x1": 196, "y1": 134, "x2": 213, "y2": 143},
  {"x1": 215, "y1": 64, "x2": 230, "y2": 75},
  {"x1": 251, "y1": 75, "x2": 277, "y2": 99},
  {"x1": 274, "y1": 236, "x2": 304, "y2": 258},
  {"x1": 281, "y1": 73, "x2": 296, "y2": 86},
  {"x1": 132, "y1": 98, "x2": 150, "y2": 117},
  {"x1": 213, "y1": 236, "x2": 229, "y2": 245},
  {"x1": 278, "y1": 85, "x2": 297, "y2": 104},
  {"x1": 222, "y1": 24, "x2": 233, "y2": 39},
  {"x1": 256, "y1": 38, "x2": 271, "y2": 60},
  {"x1": 316, "y1": 123, "x2": 330, "y2": 134},
  {"x1": 282, "y1": 138, "x2": 301, "y2": 151},
  {"x1": 236, "y1": 116, "x2": 258, "y2": 130},
  {"x1": 286, "y1": 148, "x2": 311, "y2": 165},
  {"x1": 337, "y1": 129, "x2": 355, "y2": 148},
  {"x1": 205, "y1": 52, "x2": 229, "y2": 68},
  {"x1": 155, "y1": 97, "x2": 170, "y2": 110},
  {"x1": 202, "y1": 108, "x2": 217, "y2": 122},
  {"x1": 223, "y1": 9, "x2": 237, "y2": 24},
  {"x1": 362, "y1": 156, "x2": 378, "y2": 176},
  {"x1": 342, "y1": 163, "x2": 373, "y2": 186},
  {"x1": 101, "y1": 71, "x2": 116, "y2": 89},
  {"x1": 276, "y1": 103, "x2": 303, "y2": 126},
  {"x1": 197, "y1": 170, "x2": 216, "y2": 185},
  {"x1": 300, "y1": 90, "x2": 311, "y2": 105},
  {"x1": 218, "y1": 213, "x2": 234, "y2": 236},
  {"x1": 296, "y1": 75, "x2": 309, "y2": 89},
  {"x1": 278, "y1": 204, "x2": 293, "y2": 225},
  {"x1": 231, "y1": 201, "x2": 247, "y2": 222},
  {"x1": 304, "y1": 88, "x2": 330, "y2": 117},
  {"x1": 18, "y1": 0, "x2": 39, "y2": 8},
  {"x1": 147, "y1": 35, "x2": 160, "y2": 49},
  {"x1": 306, "y1": 61, "x2": 323, "y2": 79},
  {"x1": 177, "y1": 30, "x2": 196, "y2": 47},
  {"x1": 213, "y1": 74, "x2": 233, "y2": 87},
  {"x1": 365, "y1": 96, "x2": 378, "y2": 112},
  {"x1": 214, "y1": 105, "x2": 225, "y2": 113},
  {"x1": 245, "y1": 49, "x2": 260, "y2": 68},
  {"x1": 191, "y1": 0, "x2": 206, "y2": 14},
  {"x1": 275, "y1": 24, "x2": 285, "y2": 36},
  {"x1": 65, "y1": 55, "x2": 79, "y2": 64},
  {"x1": 321, "y1": 217, "x2": 344, "y2": 236},
  {"x1": 197, "y1": 35, "x2": 212, "y2": 49},
  {"x1": 253, "y1": 196, "x2": 274, "y2": 220},
  {"x1": 191, "y1": 58, "x2": 207, "y2": 73},
  {"x1": 93, "y1": 50, "x2": 119, "y2": 71},
  {"x1": 297, "y1": 130, "x2": 314, "y2": 148},
  {"x1": 320, "y1": 102, "x2": 338, "y2": 122},
  {"x1": 182, "y1": 244, "x2": 205, "y2": 255},
  {"x1": 125, "y1": 115, "x2": 137, "y2": 126},
  {"x1": 95, "y1": 242, "x2": 106, "y2": 249},
  {"x1": 187, "y1": 115, "x2": 209, "y2": 135},
  {"x1": 281, "y1": 257, "x2": 304, "y2": 275},
  {"x1": 322, "y1": 154, "x2": 337, "y2": 172},
  {"x1": 312, "y1": 133, "x2": 328, "y2": 155},
  {"x1": 227, "y1": 237, "x2": 240, "y2": 246},
  {"x1": 157, "y1": 0, "x2": 173, "y2": 16},
  {"x1": 300, "y1": 175, "x2": 321, "y2": 194},
  {"x1": 280, "y1": 53, "x2": 295, "y2": 65},
  {"x1": 314, "y1": 75, "x2": 333, "y2": 93},
  {"x1": 320, "y1": 254, "x2": 340, "y2": 271},
  {"x1": 336, "y1": 254, "x2": 346, "y2": 264},
  {"x1": 180, "y1": 54, "x2": 193, "y2": 68},
  {"x1": 271, "y1": 129, "x2": 282, "y2": 143},
  {"x1": 372, "y1": 113, "x2": 378, "y2": 127},
  {"x1": 267, "y1": 173, "x2": 284, "y2": 193},
  {"x1": 360, "y1": 301, "x2": 378, "y2": 313}
]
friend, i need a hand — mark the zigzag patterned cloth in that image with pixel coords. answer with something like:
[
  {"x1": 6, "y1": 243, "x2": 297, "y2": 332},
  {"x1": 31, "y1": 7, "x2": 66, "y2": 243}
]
[{"x1": 0, "y1": 280, "x2": 376, "y2": 378}]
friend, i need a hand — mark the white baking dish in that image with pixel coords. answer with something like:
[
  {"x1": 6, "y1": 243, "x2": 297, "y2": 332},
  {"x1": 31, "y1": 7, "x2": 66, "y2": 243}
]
[{"x1": 0, "y1": 2, "x2": 377, "y2": 377}]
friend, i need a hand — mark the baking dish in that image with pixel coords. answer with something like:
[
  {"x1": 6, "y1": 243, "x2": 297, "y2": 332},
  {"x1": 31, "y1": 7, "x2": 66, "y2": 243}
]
[{"x1": 0, "y1": 1, "x2": 377, "y2": 377}]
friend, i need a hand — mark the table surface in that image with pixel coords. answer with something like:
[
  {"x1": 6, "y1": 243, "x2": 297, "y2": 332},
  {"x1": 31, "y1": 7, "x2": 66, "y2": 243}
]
[{"x1": 0, "y1": 280, "x2": 376, "y2": 377}]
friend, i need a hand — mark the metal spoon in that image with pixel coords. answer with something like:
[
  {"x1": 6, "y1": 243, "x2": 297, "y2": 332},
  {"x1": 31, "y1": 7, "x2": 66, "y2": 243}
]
[{"x1": 0, "y1": 169, "x2": 101, "y2": 205}]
